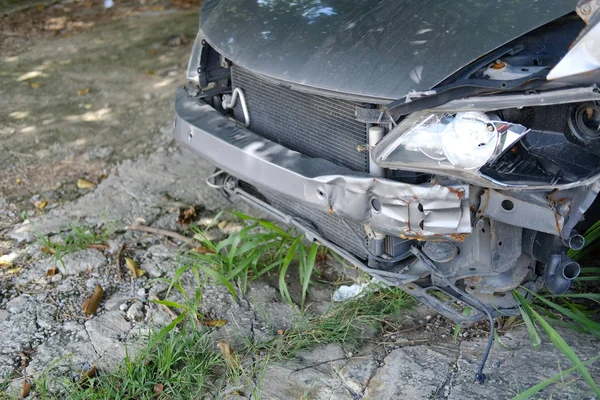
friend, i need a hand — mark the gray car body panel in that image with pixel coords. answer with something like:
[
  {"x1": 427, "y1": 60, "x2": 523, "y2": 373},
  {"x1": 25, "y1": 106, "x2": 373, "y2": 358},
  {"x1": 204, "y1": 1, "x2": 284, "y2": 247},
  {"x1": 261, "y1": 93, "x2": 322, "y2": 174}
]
[{"x1": 199, "y1": 0, "x2": 575, "y2": 101}]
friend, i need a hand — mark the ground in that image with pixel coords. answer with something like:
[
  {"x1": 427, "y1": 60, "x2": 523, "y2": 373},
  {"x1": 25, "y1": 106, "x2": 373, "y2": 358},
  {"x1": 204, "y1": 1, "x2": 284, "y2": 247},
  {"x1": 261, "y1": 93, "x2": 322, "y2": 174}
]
[{"x1": 1, "y1": 3, "x2": 599, "y2": 399}]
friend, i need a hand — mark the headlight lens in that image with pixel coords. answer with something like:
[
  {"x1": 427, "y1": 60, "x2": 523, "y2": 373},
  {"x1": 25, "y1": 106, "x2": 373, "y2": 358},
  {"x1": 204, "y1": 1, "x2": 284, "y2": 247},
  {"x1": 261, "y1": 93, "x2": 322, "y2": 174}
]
[{"x1": 373, "y1": 111, "x2": 528, "y2": 175}]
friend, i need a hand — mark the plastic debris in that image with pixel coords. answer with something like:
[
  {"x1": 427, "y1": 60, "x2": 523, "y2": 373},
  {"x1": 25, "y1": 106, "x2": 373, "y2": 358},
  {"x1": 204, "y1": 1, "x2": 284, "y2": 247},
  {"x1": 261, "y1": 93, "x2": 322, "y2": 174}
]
[{"x1": 332, "y1": 283, "x2": 369, "y2": 302}]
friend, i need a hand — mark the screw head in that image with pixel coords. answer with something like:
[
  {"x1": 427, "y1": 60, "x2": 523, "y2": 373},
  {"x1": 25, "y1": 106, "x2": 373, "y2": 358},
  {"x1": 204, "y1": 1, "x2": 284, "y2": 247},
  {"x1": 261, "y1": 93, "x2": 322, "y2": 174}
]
[{"x1": 580, "y1": 3, "x2": 592, "y2": 14}]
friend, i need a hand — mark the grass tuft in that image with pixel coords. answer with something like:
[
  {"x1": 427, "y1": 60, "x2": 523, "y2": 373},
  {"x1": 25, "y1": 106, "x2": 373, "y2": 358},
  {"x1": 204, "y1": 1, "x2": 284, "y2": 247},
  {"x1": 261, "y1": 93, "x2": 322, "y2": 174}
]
[
  {"x1": 254, "y1": 285, "x2": 412, "y2": 359},
  {"x1": 185, "y1": 212, "x2": 320, "y2": 308},
  {"x1": 39, "y1": 224, "x2": 114, "y2": 266},
  {"x1": 68, "y1": 329, "x2": 223, "y2": 400},
  {"x1": 512, "y1": 290, "x2": 600, "y2": 398}
]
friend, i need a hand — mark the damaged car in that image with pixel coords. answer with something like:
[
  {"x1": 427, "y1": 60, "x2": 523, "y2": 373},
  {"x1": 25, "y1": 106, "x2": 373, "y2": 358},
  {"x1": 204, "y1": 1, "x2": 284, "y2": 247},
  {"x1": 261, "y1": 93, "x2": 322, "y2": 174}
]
[{"x1": 173, "y1": 0, "x2": 600, "y2": 381}]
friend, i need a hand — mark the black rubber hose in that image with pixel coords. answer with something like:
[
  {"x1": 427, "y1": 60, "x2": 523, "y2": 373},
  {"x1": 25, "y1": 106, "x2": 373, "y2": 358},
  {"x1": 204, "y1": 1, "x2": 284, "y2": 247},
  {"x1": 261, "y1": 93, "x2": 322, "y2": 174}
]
[{"x1": 410, "y1": 246, "x2": 494, "y2": 384}]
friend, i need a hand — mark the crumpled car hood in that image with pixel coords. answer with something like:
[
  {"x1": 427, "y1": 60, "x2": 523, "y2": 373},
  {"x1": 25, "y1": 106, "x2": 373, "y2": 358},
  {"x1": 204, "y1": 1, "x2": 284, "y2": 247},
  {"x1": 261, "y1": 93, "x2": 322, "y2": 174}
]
[{"x1": 200, "y1": 0, "x2": 575, "y2": 101}]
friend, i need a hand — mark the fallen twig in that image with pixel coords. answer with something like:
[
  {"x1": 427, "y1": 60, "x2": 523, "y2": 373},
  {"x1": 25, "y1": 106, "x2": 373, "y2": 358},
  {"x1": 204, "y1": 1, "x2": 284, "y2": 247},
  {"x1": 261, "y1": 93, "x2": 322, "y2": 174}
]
[{"x1": 126, "y1": 224, "x2": 196, "y2": 247}]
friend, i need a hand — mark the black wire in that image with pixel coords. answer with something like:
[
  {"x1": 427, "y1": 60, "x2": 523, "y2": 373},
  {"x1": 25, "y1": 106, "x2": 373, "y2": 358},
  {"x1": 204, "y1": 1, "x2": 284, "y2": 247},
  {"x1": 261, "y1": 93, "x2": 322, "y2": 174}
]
[{"x1": 410, "y1": 246, "x2": 494, "y2": 384}]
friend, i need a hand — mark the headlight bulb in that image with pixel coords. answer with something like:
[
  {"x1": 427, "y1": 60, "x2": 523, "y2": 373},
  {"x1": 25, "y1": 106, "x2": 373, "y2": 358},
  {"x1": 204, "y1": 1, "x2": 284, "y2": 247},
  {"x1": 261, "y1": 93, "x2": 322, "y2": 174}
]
[{"x1": 442, "y1": 112, "x2": 498, "y2": 169}]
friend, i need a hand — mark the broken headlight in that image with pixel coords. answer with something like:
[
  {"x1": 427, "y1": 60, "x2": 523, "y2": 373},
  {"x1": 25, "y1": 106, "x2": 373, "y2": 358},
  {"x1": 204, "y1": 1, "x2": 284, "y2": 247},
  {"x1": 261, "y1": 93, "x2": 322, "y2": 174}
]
[{"x1": 372, "y1": 111, "x2": 528, "y2": 177}]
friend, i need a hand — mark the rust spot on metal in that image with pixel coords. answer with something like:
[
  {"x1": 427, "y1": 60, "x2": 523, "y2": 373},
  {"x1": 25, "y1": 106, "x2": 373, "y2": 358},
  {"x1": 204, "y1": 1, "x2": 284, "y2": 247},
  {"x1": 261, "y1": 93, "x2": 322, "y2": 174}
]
[
  {"x1": 491, "y1": 60, "x2": 506, "y2": 70},
  {"x1": 372, "y1": 178, "x2": 377, "y2": 182},
  {"x1": 478, "y1": 190, "x2": 491, "y2": 215},
  {"x1": 448, "y1": 187, "x2": 465, "y2": 200},
  {"x1": 328, "y1": 206, "x2": 334, "y2": 215},
  {"x1": 450, "y1": 233, "x2": 468, "y2": 242},
  {"x1": 413, "y1": 195, "x2": 419, "y2": 200},
  {"x1": 464, "y1": 276, "x2": 483, "y2": 284}
]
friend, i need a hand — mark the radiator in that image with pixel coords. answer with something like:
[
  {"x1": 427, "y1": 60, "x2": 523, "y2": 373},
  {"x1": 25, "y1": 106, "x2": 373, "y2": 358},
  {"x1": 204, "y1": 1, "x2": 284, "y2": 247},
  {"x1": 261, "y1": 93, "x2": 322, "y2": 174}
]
[{"x1": 231, "y1": 64, "x2": 368, "y2": 258}]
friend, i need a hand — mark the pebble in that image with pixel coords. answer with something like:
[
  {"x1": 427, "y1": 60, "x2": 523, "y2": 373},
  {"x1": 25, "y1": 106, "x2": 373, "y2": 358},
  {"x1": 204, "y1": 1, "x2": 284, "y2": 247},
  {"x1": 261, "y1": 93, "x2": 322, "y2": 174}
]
[
  {"x1": 137, "y1": 288, "x2": 146, "y2": 297},
  {"x1": 51, "y1": 274, "x2": 62, "y2": 283},
  {"x1": 491, "y1": 360, "x2": 501, "y2": 368},
  {"x1": 127, "y1": 302, "x2": 145, "y2": 321},
  {"x1": 119, "y1": 303, "x2": 128, "y2": 311}
]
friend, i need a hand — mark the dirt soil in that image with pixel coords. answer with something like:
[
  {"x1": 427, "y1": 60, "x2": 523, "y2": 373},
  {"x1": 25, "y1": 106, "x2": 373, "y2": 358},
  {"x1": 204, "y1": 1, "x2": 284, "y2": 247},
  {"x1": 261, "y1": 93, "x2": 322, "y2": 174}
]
[{"x1": 1, "y1": 3, "x2": 599, "y2": 399}]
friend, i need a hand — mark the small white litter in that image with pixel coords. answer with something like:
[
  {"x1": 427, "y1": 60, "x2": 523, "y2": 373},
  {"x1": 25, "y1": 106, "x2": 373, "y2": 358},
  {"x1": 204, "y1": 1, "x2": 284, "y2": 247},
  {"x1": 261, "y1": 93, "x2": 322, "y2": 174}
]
[
  {"x1": 332, "y1": 283, "x2": 370, "y2": 302},
  {"x1": 104, "y1": 0, "x2": 114, "y2": 8}
]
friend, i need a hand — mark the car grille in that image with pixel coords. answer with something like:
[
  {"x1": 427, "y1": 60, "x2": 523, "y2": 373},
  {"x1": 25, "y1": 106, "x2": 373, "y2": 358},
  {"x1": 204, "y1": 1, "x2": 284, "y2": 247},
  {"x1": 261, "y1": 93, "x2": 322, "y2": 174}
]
[
  {"x1": 231, "y1": 65, "x2": 368, "y2": 172},
  {"x1": 231, "y1": 64, "x2": 368, "y2": 258}
]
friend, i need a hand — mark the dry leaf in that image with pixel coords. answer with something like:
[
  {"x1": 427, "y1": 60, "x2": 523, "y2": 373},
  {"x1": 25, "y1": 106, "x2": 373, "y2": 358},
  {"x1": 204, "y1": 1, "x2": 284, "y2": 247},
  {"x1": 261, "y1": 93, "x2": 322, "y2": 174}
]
[
  {"x1": 82, "y1": 285, "x2": 104, "y2": 315},
  {"x1": 47, "y1": 267, "x2": 58, "y2": 277},
  {"x1": 145, "y1": 69, "x2": 155, "y2": 77},
  {"x1": 34, "y1": 200, "x2": 47, "y2": 209},
  {"x1": 150, "y1": 5, "x2": 165, "y2": 11},
  {"x1": 41, "y1": 246, "x2": 56, "y2": 255},
  {"x1": 77, "y1": 178, "x2": 95, "y2": 189},
  {"x1": 277, "y1": 329, "x2": 285, "y2": 335},
  {"x1": 217, "y1": 220, "x2": 229, "y2": 230},
  {"x1": 21, "y1": 379, "x2": 31, "y2": 398},
  {"x1": 191, "y1": 246, "x2": 215, "y2": 255},
  {"x1": 0, "y1": 259, "x2": 13, "y2": 268},
  {"x1": 153, "y1": 383, "x2": 164, "y2": 394},
  {"x1": 217, "y1": 341, "x2": 238, "y2": 368},
  {"x1": 6, "y1": 267, "x2": 21, "y2": 275},
  {"x1": 178, "y1": 206, "x2": 197, "y2": 225},
  {"x1": 77, "y1": 87, "x2": 90, "y2": 96},
  {"x1": 203, "y1": 319, "x2": 228, "y2": 328},
  {"x1": 30, "y1": 82, "x2": 42, "y2": 89},
  {"x1": 78, "y1": 365, "x2": 97, "y2": 389},
  {"x1": 125, "y1": 257, "x2": 145, "y2": 278}
]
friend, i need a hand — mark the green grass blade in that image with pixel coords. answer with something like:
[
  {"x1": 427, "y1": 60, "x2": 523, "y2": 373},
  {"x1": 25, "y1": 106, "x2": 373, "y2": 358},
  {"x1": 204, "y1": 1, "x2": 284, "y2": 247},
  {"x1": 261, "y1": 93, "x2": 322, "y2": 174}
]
[
  {"x1": 300, "y1": 243, "x2": 319, "y2": 307},
  {"x1": 580, "y1": 267, "x2": 600, "y2": 274},
  {"x1": 152, "y1": 299, "x2": 187, "y2": 310},
  {"x1": 576, "y1": 276, "x2": 600, "y2": 281},
  {"x1": 512, "y1": 355, "x2": 600, "y2": 400},
  {"x1": 196, "y1": 263, "x2": 237, "y2": 300},
  {"x1": 514, "y1": 294, "x2": 541, "y2": 349},
  {"x1": 513, "y1": 290, "x2": 600, "y2": 397},
  {"x1": 279, "y1": 236, "x2": 301, "y2": 304},
  {"x1": 525, "y1": 289, "x2": 600, "y2": 338}
]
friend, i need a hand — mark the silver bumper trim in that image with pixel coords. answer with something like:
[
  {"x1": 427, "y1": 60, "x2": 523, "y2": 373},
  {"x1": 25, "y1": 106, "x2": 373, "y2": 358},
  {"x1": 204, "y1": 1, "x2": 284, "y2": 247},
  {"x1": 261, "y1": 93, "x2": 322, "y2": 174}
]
[{"x1": 173, "y1": 87, "x2": 471, "y2": 238}]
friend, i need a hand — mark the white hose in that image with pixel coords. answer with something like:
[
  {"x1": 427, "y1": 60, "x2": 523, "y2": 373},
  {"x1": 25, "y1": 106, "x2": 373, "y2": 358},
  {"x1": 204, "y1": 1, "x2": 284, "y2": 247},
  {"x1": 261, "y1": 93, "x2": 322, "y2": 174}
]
[{"x1": 222, "y1": 87, "x2": 250, "y2": 127}]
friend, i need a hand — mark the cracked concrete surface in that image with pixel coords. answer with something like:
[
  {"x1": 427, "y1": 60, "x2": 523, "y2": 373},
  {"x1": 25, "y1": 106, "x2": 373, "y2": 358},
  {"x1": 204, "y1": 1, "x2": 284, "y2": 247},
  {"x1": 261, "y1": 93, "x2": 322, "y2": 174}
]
[{"x1": 1, "y1": 5, "x2": 599, "y2": 400}]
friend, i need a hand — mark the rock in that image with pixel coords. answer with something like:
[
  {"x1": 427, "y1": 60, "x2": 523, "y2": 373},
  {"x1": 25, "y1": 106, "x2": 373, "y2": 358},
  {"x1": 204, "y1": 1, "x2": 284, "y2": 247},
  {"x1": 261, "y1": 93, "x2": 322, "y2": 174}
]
[
  {"x1": 126, "y1": 302, "x2": 145, "y2": 321},
  {"x1": 84, "y1": 146, "x2": 114, "y2": 161},
  {"x1": 336, "y1": 351, "x2": 379, "y2": 394},
  {"x1": 103, "y1": 293, "x2": 130, "y2": 312},
  {"x1": 119, "y1": 303, "x2": 128, "y2": 311},
  {"x1": 56, "y1": 248, "x2": 107, "y2": 275},
  {"x1": 364, "y1": 346, "x2": 454, "y2": 399},
  {"x1": 261, "y1": 360, "x2": 354, "y2": 400},
  {"x1": 84, "y1": 312, "x2": 132, "y2": 371},
  {"x1": 51, "y1": 273, "x2": 62, "y2": 283},
  {"x1": 136, "y1": 288, "x2": 146, "y2": 298}
]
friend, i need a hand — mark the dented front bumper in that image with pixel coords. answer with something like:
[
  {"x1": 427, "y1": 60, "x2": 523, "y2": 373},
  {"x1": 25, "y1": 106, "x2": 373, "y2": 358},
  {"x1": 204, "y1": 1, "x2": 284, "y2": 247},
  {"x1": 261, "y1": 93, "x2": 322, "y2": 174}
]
[{"x1": 173, "y1": 88, "x2": 471, "y2": 239}]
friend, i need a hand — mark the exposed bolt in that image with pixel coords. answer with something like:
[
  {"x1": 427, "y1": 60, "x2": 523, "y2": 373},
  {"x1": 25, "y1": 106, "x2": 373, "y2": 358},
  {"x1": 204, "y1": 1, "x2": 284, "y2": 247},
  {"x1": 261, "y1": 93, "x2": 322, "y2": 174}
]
[
  {"x1": 475, "y1": 219, "x2": 485, "y2": 230},
  {"x1": 487, "y1": 123, "x2": 495, "y2": 132},
  {"x1": 188, "y1": 130, "x2": 193, "y2": 142},
  {"x1": 580, "y1": 3, "x2": 592, "y2": 14}
]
